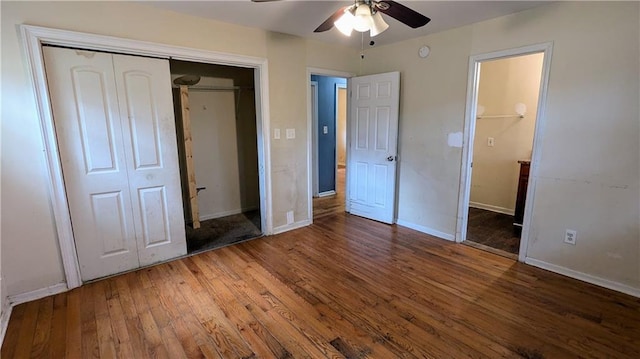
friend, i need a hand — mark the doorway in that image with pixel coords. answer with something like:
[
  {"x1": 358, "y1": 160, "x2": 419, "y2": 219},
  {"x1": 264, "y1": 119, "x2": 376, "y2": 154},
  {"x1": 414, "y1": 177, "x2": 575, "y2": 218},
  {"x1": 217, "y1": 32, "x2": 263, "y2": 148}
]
[
  {"x1": 457, "y1": 43, "x2": 552, "y2": 261},
  {"x1": 170, "y1": 60, "x2": 263, "y2": 254},
  {"x1": 310, "y1": 74, "x2": 348, "y2": 219}
]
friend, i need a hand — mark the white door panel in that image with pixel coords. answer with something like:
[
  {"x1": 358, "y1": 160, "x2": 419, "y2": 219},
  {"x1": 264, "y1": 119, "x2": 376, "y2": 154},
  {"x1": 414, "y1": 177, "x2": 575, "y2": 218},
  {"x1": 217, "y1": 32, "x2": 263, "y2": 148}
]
[
  {"x1": 43, "y1": 47, "x2": 139, "y2": 280},
  {"x1": 113, "y1": 54, "x2": 187, "y2": 266},
  {"x1": 348, "y1": 72, "x2": 400, "y2": 224},
  {"x1": 44, "y1": 47, "x2": 187, "y2": 281}
]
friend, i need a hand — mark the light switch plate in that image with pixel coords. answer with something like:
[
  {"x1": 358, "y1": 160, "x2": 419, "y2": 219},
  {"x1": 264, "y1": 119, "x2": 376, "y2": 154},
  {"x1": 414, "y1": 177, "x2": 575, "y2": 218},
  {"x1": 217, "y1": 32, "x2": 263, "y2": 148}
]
[
  {"x1": 274, "y1": 128, "x2": 280, "y2": 139},
  {"x1": 323, "y1": 126, "x2": 328, "y2": 134},
  {"x1": 286, "y1": 128, "x2": 295, "y2": 139},
  {"x1": 488, "y1": 137, "x2": 495, "y2": 147}
]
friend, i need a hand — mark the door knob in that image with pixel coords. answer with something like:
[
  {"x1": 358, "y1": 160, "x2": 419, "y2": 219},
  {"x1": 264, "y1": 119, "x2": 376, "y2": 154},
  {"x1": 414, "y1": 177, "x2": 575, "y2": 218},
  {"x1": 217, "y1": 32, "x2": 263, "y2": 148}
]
[{"x1": 387, "y1": 156, "x2": 395, "y2": 162}]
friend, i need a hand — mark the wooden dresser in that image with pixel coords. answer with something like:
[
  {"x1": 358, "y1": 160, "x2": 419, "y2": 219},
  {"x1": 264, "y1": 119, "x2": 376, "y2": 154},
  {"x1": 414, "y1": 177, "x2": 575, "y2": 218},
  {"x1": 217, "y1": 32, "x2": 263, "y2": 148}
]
[{"x1": 513, "y1": 160, "x2": 530, "y2": 237}]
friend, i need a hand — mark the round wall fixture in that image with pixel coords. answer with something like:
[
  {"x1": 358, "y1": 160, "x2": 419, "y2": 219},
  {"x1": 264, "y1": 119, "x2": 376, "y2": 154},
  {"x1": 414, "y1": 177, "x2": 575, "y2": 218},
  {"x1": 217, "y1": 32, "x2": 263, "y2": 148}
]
[{"x1": 418, "y1": 45, "x2": 431, "y2": 58}]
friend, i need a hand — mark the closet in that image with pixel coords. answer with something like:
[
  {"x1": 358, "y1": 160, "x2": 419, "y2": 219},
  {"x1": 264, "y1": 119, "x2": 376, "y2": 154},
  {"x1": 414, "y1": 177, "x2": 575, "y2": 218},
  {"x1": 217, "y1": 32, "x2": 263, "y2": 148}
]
[
  {"x1": 169, "y1": 60, "x2": 262, "y2": 253},
  {"x1": 43, "y1": 46, "x2": 187, "y2": 281}
]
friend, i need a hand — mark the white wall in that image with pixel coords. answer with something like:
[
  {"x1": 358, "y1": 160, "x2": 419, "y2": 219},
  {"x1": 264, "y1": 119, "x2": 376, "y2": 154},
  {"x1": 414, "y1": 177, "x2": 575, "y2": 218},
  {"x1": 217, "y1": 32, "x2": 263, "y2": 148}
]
[
  {"x1": 362, "y1": 2, "x2": 639, "y2": 291},
  {"x1": 471, "y1": 54, "x2": 543, "y2": 213},
  {"x1": 0, "y1": 1, "x2": 358, "y2": 298},
  {"x1": 190, "y1": 78, "x2": 247, "y2": 220}
]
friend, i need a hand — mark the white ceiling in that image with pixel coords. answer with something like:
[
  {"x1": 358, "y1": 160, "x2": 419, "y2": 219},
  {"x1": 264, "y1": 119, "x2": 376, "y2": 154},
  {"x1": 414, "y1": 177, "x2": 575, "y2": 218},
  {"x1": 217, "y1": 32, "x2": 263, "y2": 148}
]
[{"x1": 145, "y1": 1, "x2": 549, "y2": 48}]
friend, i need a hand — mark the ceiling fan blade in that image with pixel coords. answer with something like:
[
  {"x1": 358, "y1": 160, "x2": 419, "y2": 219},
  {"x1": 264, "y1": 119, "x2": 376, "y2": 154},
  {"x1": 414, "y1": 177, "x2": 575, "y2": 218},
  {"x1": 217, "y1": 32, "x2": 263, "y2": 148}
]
[
  {"x1": 251, "y1": 0, "x2": 283, "y2": 2},
  {"x1": 314, "y1": 6, "x2": 350, "y2": 33},
  {"x1": 375, "y1": 1, "x2": 430, "y2": 29}
]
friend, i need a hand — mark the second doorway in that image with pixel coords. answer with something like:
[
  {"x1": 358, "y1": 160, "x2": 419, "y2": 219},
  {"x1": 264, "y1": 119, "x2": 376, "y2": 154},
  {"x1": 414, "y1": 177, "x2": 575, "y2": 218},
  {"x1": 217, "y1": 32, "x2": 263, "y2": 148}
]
[{"x1": 311, "y1": 75, "x2": 348, "y2": 219}]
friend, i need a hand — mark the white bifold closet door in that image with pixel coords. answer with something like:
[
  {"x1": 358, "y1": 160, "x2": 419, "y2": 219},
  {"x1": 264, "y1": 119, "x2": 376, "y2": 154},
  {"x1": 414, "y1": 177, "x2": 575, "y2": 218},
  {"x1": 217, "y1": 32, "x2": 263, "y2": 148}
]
[{"x1": 43, "y1": 46, "x2": 187, "y2": 281}]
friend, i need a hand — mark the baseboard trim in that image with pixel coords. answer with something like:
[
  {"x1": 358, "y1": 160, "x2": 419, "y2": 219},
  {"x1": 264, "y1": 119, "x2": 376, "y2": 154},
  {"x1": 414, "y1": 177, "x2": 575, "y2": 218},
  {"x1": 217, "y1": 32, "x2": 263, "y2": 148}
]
[
  {"x1": 0, "y1": 298, "x2": 12, "y2": 348},
  {"x1": 525, "y1": 258, "x2": 640, "y2": 298},
  {"x1": 396, "y1": 219, "x2": 455, "y2": 241},
  {"x1": 199, "y1": 206, "x2": 260, "y2": 222},
  {"x1": 8, "y1": 282, "x2": 68, "y2": 306},
  {"x1": 318, "y1": 191, "x2": 336, "y2": 198},
  {"x1": 469, "y1": 201, "x2": 515, "y2": 216},
  {"x1": 273, "y1": 219, "x2": 312, "y2": 235}
]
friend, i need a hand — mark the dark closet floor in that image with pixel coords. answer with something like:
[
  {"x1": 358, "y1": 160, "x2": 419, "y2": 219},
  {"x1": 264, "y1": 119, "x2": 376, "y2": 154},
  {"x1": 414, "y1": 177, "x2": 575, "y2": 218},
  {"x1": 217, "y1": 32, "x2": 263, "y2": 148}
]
[
  {"x1": 466, "y1": 207, "x2": 521, "y2": 254},
  {"x1": 186, "y1": 210, "x2": 262, "y2": 254}
]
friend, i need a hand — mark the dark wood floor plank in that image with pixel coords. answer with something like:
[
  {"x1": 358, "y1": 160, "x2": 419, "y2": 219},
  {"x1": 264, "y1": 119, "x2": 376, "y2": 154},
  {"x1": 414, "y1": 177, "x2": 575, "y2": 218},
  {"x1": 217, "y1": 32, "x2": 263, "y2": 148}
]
[
  {"x1": 64, "y1": 288, "x2": 82, "y2": 358},
  {"x1": 80, "y1": 285, "x2": 100, "y2": 359},
  {"x1": 2, "y1": 213, "x2": 640, "y2": 358},
  {"x1": 29, "y1": 295, "x2": 54, "y2": 358},
  {"x1": 1, "y1": 303, "x2": 25, "y2": 359},
  {"x1": 12, "y1": 300, "x2": 40, "y2": 358},
  {"x1": 48, "y1": 293, "x2": 68, "y2": 358}
]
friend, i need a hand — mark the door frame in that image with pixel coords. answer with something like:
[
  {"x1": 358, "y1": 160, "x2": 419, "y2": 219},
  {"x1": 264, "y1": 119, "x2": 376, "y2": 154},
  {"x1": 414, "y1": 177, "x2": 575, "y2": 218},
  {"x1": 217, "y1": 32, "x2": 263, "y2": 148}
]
[
  {"x1": 21, "y1": 25, "x2": 274, "y2": 289},
  {"x1": 455, "y1": 42, "x2": 553, "y2": 262},
  {"x1": 334, "y1": 82, "x2": 348, "y2": 188},
  {"x1": 310, "y1": 80, "x2": 319, "y2": 197},
  {"x1": 306, "y1": 68, "x2": 353, "y2": 221}
]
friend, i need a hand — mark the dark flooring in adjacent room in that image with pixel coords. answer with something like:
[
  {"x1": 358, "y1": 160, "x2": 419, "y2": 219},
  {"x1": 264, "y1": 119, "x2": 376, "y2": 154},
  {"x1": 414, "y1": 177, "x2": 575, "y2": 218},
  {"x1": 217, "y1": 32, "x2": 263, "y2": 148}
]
[
  {"x1": 466, "y1": 207, "x2": 521, "y2": 255},
  {"x1": 186, "y1": 210, "x2": 262, "y2": 254}
]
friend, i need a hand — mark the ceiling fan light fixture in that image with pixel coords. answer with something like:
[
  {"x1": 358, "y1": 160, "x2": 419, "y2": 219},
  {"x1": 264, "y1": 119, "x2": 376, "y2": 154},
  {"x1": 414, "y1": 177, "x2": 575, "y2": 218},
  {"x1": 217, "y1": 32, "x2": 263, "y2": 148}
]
[
  {"x1": 369, "y1": 11, "x2": 389, "y2": 37},
  {"x1": 353, "y1": 4, "x2": 373, "y2": 32},
  {"x1": 334, "y1": 8, "x2": 355, "y2": 36}
]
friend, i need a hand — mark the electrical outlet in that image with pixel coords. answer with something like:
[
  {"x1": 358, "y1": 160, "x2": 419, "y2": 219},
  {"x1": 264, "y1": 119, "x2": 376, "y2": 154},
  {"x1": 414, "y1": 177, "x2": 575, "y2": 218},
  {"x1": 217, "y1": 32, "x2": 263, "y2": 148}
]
[
  {"x1": 564, "y1": 229, "x2": 577, "y2": 245},
  {"x1": 487, "y1": 137, "x2": 495, "y2": 147},
  {"x1": 323, "y1": 126, "x2": 328, "y2": 134},
  {"x1": 286, "y1": 211, "x2": 294, "y2": 224}
]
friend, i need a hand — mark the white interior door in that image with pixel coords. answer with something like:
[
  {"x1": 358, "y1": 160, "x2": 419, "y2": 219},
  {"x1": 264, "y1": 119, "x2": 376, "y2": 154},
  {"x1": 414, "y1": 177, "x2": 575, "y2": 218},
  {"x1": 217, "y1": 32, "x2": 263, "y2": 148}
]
[
  {"x1": 44, "y1": 47, "x2": 186, "y2": 281},
  {"x1": 347, "y1": 72, "x2": 400, "y2": 224},
  {"x1": 112, "y1": 54, "x2": 187, "y2": 267},
  {"x1": 44, "y1": 47, "x2": 140, "y2": 280}
]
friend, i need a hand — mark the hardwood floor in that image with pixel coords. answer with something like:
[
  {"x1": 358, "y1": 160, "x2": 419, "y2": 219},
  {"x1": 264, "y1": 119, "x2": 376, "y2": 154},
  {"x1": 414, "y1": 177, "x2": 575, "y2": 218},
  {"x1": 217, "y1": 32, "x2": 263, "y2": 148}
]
[
  {"x1": 3, "y1": 213, "x2": 640, "y2": 358},
  {"x1": 313, "y1": 167, "x2": 345, "y2": 219}
]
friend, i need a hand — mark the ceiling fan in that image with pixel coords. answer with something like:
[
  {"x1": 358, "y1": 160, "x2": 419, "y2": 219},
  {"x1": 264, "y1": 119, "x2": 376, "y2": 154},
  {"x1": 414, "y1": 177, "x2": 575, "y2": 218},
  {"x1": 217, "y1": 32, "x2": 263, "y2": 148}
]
[{"x1": 251, "y1": 0, "x2": 431, "y2": 37}]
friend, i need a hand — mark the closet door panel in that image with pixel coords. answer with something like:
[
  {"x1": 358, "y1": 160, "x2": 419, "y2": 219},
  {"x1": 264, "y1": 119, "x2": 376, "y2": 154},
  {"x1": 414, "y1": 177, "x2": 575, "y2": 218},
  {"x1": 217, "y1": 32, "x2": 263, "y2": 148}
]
[
  {"x1": 121, "y1": 71, "x2": 162, "y2": 169},
  {"x1": 43, "y1": 47, "x2": 140, "y2": 281},
  {"x1": 113, "y1": 54, "x2": 187, "y2": 266}
]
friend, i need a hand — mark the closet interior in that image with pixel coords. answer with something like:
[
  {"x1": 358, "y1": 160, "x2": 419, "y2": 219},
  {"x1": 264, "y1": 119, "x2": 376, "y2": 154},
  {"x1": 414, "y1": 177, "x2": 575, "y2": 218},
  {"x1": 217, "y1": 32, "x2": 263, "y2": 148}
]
[{"x1": 170, "y1": 60, "x2": 262, "y2": 254}]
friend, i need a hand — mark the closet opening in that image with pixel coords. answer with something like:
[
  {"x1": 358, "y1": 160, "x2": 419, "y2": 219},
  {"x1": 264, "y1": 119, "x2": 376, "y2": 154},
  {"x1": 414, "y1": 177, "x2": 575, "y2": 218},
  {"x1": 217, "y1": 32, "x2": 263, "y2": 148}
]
[{"x1": 170, "y1": 60, "x2": 263, "y2": 254}]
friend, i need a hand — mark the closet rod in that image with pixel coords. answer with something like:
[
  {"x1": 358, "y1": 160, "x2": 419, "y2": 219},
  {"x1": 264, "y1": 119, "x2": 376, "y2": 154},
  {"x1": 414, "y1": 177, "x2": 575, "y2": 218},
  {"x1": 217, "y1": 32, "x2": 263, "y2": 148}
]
[{"x1": 173, "y1": 86, "x2": 254, "y2": 92}]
